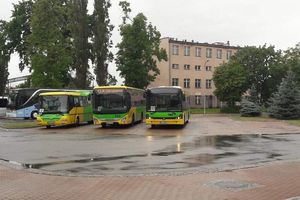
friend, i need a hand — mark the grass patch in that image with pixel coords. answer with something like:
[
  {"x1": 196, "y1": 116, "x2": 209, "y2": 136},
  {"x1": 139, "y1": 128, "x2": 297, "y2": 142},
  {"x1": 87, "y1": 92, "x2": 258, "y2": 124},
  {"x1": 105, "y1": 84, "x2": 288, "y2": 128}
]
[
  {"x1": 0, "y1": 120, "x2": 39, "y2": 129},
  {"x1": 286, "y1": 120, "x2": 300, "y2": 127},
  {"x1": 190, "y1": 108, "x2": 221, "y2": 114}
]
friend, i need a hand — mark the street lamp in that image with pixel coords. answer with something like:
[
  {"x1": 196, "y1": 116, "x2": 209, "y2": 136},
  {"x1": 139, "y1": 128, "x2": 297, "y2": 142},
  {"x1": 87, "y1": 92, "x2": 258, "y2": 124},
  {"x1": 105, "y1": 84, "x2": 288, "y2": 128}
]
[{"x1": 202, "y1": 60, "x2": 209, "y2": 115}]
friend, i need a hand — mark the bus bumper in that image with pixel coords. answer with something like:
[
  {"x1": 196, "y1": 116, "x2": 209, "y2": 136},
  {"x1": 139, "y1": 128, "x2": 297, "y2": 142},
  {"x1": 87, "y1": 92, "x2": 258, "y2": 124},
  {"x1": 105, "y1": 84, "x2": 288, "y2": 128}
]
[
  {"x1": 93, "y1": 117, "x2": 130, "y2": 126},
  {"x1": 146, "y1": 118, "x2": 185, "y2": 125},
  {"x1": 36, "y1": 116, "x2": 71, "y2": 127}
]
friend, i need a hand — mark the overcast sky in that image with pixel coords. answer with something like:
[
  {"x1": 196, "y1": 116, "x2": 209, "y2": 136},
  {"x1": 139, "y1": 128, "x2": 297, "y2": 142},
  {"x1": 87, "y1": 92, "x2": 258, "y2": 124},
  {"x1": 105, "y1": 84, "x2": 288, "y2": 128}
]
[{"x1": 1, "y1": 0, "x2": 300, "y2": 82}]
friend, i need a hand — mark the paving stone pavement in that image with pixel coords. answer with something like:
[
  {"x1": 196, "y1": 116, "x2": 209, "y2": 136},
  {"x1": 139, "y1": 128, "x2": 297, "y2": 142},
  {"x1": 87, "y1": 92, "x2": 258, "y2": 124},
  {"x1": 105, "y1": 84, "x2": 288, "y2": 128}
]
[{"x1": 1, "y1": 161, "x2": 300, "y2": 200}]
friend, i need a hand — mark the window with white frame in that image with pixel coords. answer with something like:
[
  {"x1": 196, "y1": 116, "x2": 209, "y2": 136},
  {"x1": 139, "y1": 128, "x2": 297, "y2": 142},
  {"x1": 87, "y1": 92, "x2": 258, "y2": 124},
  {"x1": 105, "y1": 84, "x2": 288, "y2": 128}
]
[
  {"x1": 195, "y1": 47, "x2": 201, "y2": 57},
  {"x1": 205, "y1": 66, "x2": 212, "y2": 71},
  {"x1": 227, "y1": 50, "x2": 232, "y2": 59},
  {"x1": 184, "y1": 46, "x2": 190, "y2": 56},
  {"x1": 195, "y1": 95, "x2": 201, "y2": 105},
  {"x1": 172, "y1": 78, "x2": 179, "y2": 86},
  {"x1": 195, "y1": 79, "x2": 201, "y2": 88},
  {"x1": 206, "y1": 79, "x2": 212, "y2": 89},
  {"x1": 184, "y1": 78, "x2": 190, "y2": 88},
  {"x1": 217, "y1": 49, "x2": 222, "y2": 59},
  {"x1": 172, "y1": 45, "x2": 179, "y2": 55},
  {"x1": 184, "y1": 64, "x2": 190, "y2": 70},
  {"x1": 195, "y1": 65, "x2": 201, "y2": 71},
  {"x1": 206, "y1": 48, "x2": 212, "y2": 58},
  {"x1": 172, "y1": 64, "x2": 179, "y2": 69}
]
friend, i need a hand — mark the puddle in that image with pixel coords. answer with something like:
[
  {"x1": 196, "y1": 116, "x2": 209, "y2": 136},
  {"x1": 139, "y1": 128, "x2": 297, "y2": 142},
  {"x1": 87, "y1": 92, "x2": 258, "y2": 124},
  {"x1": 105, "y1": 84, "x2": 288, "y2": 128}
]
[{"x1": 2, "y1": 133, "x2": 300, "y2": 175}]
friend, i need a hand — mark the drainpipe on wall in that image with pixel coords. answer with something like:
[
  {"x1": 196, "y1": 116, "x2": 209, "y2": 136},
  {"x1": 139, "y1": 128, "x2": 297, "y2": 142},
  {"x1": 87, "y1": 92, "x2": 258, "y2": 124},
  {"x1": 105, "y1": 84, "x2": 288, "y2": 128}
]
[{"x1": 168, "y1": 38, "x2": 171, "y2": 86}]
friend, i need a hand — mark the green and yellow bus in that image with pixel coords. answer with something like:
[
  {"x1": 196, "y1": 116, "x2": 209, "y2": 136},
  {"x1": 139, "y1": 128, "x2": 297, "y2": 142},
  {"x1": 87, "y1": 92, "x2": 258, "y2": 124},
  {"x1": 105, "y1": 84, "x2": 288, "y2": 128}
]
[
  {"x1": 145, "y1": 86, "x2": 190, "y2": 127},
  {"x1": 93, "y1": 86, "x2": 145, "y2": 127},
  {"x1": 37, "y1": 90, "x2": 93, "y2": 128}
]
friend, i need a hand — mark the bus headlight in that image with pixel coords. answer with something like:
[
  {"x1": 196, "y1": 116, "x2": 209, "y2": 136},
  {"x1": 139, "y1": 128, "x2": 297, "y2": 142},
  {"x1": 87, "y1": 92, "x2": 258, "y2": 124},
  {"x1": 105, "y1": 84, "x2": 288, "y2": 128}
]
[
  {"x1": 178, "y1": 114, "x2": 183, "y2": 119},
  {"x1": 146, "y1": 114, "x2": 150, "y2": 119}
]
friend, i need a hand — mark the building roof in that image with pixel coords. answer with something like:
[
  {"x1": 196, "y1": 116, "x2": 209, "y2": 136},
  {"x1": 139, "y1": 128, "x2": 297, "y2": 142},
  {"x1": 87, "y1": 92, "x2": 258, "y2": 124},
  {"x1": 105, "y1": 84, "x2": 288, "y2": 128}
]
[{"x1": 162, "y1": 37, "x2": 240, "y2": 50}]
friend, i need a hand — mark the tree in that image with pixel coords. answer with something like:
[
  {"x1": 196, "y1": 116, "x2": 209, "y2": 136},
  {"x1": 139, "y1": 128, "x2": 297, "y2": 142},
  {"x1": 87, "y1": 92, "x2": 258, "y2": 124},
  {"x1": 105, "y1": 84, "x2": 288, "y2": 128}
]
[
  {"x1": 6, "y1": 0, "x2": 33, "y2": 72},
  {"x1": 69, "y1": 0, "x2": 90, "y2": 89},
  {"x1": 116, "y1": 10, "x2": 167, "y2": 89},
  {"x1": 284, "y1": 43, "x2": 300, "y2": 84},
  {"x1": 231, "y1": 45, "x2": 282, "y2": 105},
  {"x1": 91, "y1": 0, "x2": 114, "y2": 86},
  {"x1": 0, "y1": 21, "x2": 10, "y2": 96},
  {"x1": 28, "y1": 0, "x2": 73, "y2": 88},
  {"x1": 213, "y1": 62, "x2": 248, "y2": 107},
  {"x1": 268, "y1": 70, "x2": 300, "y2": 119}
]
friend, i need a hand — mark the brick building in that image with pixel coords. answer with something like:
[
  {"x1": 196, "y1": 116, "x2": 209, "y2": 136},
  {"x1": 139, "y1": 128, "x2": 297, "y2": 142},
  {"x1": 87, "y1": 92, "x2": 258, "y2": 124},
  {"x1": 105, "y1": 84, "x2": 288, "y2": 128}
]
[{"x1": 149, "y1": 37, "x2": 239, "y2": 108}]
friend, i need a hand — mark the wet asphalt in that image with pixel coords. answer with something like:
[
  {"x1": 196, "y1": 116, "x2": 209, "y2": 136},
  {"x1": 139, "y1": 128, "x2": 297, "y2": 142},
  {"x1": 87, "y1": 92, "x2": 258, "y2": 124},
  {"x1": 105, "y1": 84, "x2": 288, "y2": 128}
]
[{"x1": 1, "y1": 116, "x2": 300, "y2": 176}]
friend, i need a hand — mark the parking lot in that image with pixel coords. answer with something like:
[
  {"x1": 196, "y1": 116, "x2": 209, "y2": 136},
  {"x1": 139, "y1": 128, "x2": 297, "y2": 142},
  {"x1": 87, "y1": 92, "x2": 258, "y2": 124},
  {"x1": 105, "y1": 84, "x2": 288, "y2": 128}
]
[{"x1": 1, "y1": 115, "x2": 300, "y2": 176}]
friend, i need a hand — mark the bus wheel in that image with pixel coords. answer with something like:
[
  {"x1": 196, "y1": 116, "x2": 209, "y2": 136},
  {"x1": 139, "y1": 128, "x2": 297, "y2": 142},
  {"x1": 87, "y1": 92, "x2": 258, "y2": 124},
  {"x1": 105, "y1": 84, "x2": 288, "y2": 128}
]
[
  {"x1": 131, "y1": 115, "x2": 135, "y2": 126},
  {"x1": 31, "y1": 111, "x2": 39, "y2": 120},
  {"x1": 46, "y1": 125, "x2": 51, "y2": 129},
  {"x1": 140, "y1": 112, "x2": 144, "y2": 123},
  {"x1": 76, "y1": 117, "x2": 80, "y2": 126}
]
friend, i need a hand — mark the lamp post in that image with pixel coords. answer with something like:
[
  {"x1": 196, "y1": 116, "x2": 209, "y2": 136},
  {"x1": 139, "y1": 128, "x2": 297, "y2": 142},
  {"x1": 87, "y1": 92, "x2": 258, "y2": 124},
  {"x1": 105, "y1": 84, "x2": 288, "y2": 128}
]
[{"x1": 202, "y1": 60, "x2": 209, "y2": 115}]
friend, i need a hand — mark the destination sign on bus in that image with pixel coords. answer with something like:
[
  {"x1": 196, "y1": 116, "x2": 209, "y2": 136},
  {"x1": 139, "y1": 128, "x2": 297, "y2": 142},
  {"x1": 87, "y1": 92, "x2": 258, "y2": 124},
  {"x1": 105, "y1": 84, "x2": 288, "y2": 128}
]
[{"x1": 95, "y1": 88, "x2": 125, "y2": 94}]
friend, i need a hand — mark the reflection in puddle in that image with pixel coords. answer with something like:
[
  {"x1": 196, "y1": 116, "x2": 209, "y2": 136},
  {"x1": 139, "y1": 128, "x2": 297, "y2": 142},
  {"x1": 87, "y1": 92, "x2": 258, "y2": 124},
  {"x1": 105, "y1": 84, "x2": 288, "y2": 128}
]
[{"x1": 14, "y1": 133, "x2": 300, "y2": 175}]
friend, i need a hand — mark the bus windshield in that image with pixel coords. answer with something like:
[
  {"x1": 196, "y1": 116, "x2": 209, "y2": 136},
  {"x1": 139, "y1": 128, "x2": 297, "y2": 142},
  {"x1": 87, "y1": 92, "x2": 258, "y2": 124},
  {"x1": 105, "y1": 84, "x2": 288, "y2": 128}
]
[
  {"x1": 147, "y1": 93, "x2": 182, "y2": 112},
  {"x1": 41, "y1": 96, "x2": 69, "y2": 114},
  {"x1": 94, "y1": 92, "x2": 130, "y2": 114}
]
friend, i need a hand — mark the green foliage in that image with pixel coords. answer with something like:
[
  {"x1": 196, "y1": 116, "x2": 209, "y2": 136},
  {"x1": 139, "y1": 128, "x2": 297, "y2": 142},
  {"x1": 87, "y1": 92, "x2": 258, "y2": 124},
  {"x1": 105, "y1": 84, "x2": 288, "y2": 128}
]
[
  {"x1": 213, "y1": 62, "x2": 248, "y2": 107},
  {"x1": 284, "y1": 43, "x2": 300, "y2": 83},
  {"x1": 0, "y1": 21, "x2": 10, "y2": 96},
  {"x1": 91, "y1": 0, "x2": 114, "y2": 86},
  {"x1": 268, "y1": 70, "x2": 300, "y2": 120},
  {"x1": 240, "y1": 98, "x2": 261, "y2": 117},
  {"x1": 231, "y1": 45, "x2": 283, "y2": 104},
  {"x1": 28, "y1": 0, "x2": 73, "y2": 88},
  {"x1": 116, "y1": 12, "x2": 168, "y2": 89},
  {"x1": 220, "y1": 106, "x2": 240, "y2": 113},
  {"x1": 6, "y1": 0, "x2": 33, "y2": 71},
  {"x1": 69, "y1": 0, "x2": 89, "y2": 89}
]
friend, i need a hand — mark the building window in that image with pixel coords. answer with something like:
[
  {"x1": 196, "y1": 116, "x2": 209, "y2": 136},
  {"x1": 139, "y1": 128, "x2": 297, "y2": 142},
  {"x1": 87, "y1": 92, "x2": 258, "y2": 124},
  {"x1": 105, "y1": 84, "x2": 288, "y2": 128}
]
[
  {"x1": 205, "y1": 66, "x2": 212, "y2": 71},
  {"x1": 195, "y1": 79, "x2": 201, "y2": 88},
  {"x1": 227, "y1": 50, "x2": 232, "y2": 59},
  {"x1": 195, "y1": 65, "x2": 201, "y2": 71},
  {"x1": 206, "y1": 79, "x2": 212, "y2": 89},
  {"x1": 195, "y1": 95, "x2": 201, "y2": 105},
  {"x1": 172, "y1": 78, "x2": 179, "y2": 86},
  {"x1": 195, "y1": 47, "x2": 201, "y2": 57},
  {"x1": 184, "y1": 78, "x2": 190, "y2": 88},
  {"x1": 172, "y1": 64, "x2": 179, "y2": 69},
  {"x1": 172, "y1": 45, "x2": 179, "y2": 55},
  {"x1": 184, "y1": 64, "x2": 190, "y2": 70},
  {"x1": 184, "y1": 46, "x2": 190, "y2": 56},
  {"x1": 217, "y1": 49, "x2": 222, "y2": 59},
  {"x1": 206, "y1": 48, "x2": 212, "y2": 58}
]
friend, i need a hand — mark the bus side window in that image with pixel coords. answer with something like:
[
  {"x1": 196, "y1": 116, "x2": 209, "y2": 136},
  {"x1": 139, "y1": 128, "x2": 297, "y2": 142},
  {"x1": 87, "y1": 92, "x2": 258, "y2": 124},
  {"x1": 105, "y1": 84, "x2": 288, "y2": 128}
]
[
  {"x1": 87, "y1": 95, "x2": 91, "y2": 103},
  {"x1": 74, "y1": 97, "x2": 80, "y2": 107},
  {"x1": 69, "y1": 96, "x2": 75, "y2": 109}
]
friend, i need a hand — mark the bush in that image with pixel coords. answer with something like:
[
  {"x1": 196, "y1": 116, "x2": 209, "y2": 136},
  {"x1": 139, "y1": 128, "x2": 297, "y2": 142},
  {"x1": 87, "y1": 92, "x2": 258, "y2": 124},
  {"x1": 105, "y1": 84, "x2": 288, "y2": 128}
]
[
  {"x1": 240, "y1": 99, "x2": 261, "y2": 117},
  {"x1": 220, "y1": 106, "x2": 240, "y2": 113}
]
